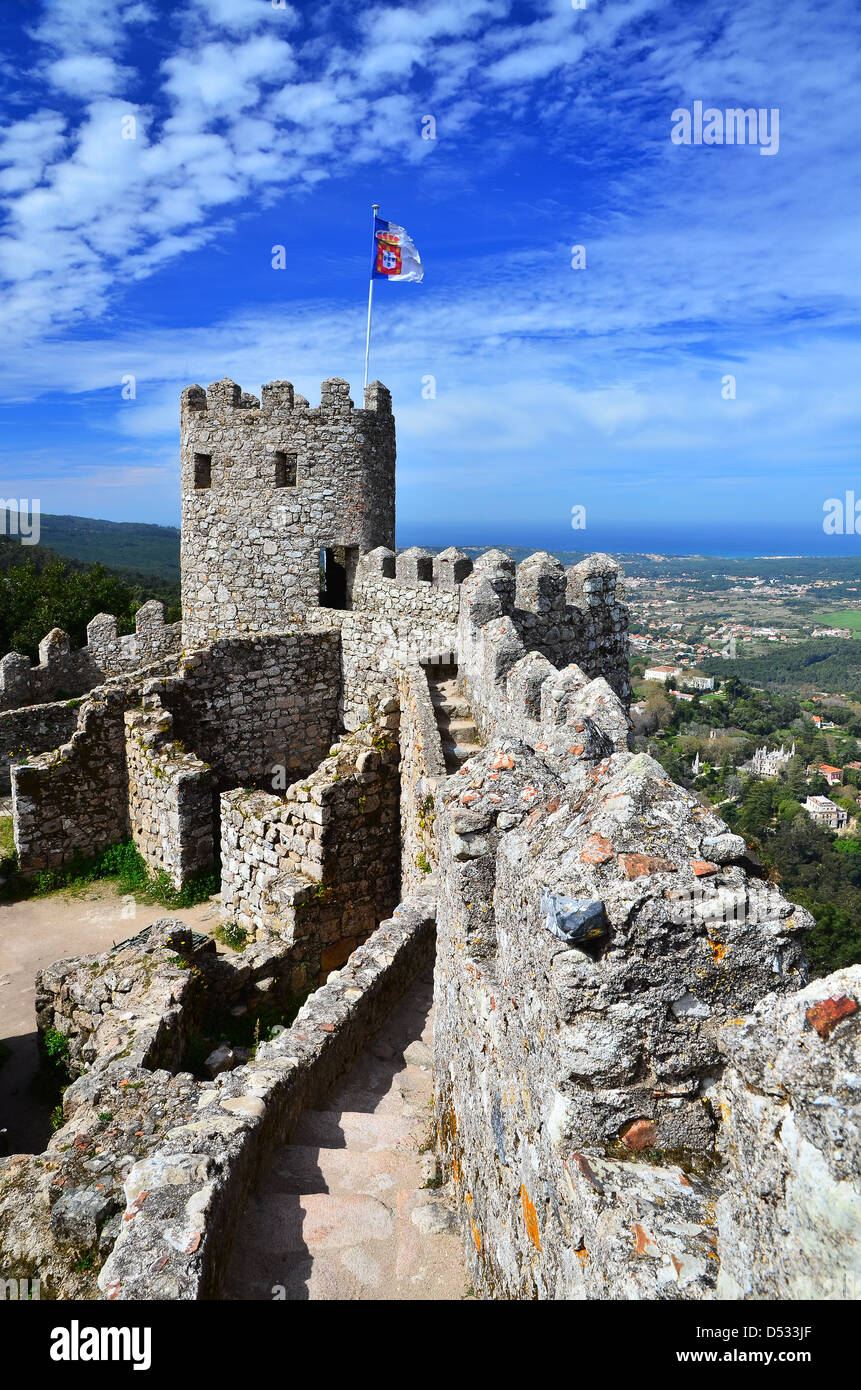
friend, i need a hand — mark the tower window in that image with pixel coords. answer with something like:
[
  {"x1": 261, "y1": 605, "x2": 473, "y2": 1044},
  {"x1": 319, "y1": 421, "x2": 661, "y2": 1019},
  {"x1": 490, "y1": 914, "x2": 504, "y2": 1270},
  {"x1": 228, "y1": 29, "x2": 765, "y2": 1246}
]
[
  {"x1": 274, "y1": 451, "x2": 297, "y2": 487},
  {"x1": 194, "y1": 453, "x2": 212, "y2": 489}
]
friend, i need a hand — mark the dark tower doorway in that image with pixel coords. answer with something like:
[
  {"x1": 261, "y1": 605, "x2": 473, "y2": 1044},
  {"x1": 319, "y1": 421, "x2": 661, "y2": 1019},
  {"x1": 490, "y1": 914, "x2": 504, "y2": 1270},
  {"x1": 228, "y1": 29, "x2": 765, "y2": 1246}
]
[{"x1": 319, "y1": 546, "x2": 356, "y2": 610}]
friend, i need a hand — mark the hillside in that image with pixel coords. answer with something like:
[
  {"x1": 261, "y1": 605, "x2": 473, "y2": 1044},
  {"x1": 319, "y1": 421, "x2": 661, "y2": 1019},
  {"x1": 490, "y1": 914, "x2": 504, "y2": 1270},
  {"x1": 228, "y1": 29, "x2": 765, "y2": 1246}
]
[{"x1": 31, "y1": 514, "x2": 181, "y2": 583}]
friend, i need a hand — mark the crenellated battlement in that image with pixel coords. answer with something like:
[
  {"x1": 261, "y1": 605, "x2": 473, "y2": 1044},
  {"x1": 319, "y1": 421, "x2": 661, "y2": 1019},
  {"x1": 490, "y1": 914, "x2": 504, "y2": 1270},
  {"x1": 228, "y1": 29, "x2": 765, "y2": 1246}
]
[
  {"x1": 0, "y1": 601, "x2": 181, "y2": 711},
  {"x1": 181, "y1": 376, "x2": 393, "y2": 419},
  {"x1": 456, "y1": 549, "x2": 630, "y2": 734},
  {"x1": 356, "y1": 544, "x2": 474, "y2": 591}
]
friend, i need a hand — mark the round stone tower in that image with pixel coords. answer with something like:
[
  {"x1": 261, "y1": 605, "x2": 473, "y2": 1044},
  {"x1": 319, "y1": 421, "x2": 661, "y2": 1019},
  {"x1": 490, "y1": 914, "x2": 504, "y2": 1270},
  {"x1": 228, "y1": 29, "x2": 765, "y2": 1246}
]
[{"x1": 179, "y1": 376, "x2": 396, "y2": 644}]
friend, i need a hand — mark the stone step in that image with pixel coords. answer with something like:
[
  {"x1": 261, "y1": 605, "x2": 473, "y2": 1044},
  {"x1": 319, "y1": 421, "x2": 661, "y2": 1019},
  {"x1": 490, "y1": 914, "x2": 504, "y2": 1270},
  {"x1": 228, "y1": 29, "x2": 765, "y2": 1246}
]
[
  {"x1": 221, "y1": 971, "x2": 467, "y2": 1303},
  {"x1": 325, "y1": 1064, "x2": 432, "y2": 1120},
  {"x1": 431, "y1": 696, "x2": 470, "y2": 719},
  {"x1": 441, "y1": 741, "x2": 483, "y2": 767},
  {"x1": 261, "y1": 1141, "x2": 424, "y2": 1197},
  {"x1": 441, "y1": 717, "x2": 479, "y2": 739},
  {"x1": 225, "y1": 1190, "x2": 463, "y2": 1301},
  {"x1": 289, "y1": 1108, "x2": 420, "y2": 1152},
  {"x1": 251, "y1": 1190, "x2": 397, "y2": 1254}
]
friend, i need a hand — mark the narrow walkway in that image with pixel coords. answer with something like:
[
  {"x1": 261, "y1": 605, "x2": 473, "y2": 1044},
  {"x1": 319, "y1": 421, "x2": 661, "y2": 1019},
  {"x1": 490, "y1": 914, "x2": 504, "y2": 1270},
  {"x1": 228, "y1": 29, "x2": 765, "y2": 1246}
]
[
  {"x1": 223, "y1": 969, "x2": 468, "y2": 1300},
  {"x1": 426, "y1": 664, "x2": 482, "y2": 774}
]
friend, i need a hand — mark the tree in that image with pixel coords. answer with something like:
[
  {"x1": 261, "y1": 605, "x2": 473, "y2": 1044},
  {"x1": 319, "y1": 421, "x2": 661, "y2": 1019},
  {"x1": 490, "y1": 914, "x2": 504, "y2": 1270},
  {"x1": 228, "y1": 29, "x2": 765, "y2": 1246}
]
[
  {"x1": 0, "y1": 559, "x2": 151, "y2": 660},
  {"x1": 738, "y1": 780, "x2": 774, "y2": 837},
  {"x1": 782, "y1": 757, "x2": 808, "y2": 801},
  {"x1": 643, "y1": 688, "x2": 672, "y2": 733}
]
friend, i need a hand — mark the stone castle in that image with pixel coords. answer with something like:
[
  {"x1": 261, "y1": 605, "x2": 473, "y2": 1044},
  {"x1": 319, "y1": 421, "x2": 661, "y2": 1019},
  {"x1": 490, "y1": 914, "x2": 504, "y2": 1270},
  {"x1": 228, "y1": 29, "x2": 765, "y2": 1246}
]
[{"x1": 0, "y1": 377, "x2": 857, "y2": 1302}]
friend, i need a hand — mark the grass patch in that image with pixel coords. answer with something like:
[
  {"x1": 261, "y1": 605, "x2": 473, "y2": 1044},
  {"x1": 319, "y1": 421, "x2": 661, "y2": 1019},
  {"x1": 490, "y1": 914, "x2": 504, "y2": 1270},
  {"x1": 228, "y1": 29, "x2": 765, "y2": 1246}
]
[
  {"x1": 0, "y1": 816, "x2": 16, "y2": 874},
  {"x1": 43, "y1": 1027, "x2": 70, "y2": 1064},
  {"x1": 214, "y1": 922, "x2": 249, "y2": 952},
  {"x1": 812, "y1": 610, "x2": 861, "y2": 634},
  {"x1": 0, "y1": 838, "x2": 219, "y2": 908}
]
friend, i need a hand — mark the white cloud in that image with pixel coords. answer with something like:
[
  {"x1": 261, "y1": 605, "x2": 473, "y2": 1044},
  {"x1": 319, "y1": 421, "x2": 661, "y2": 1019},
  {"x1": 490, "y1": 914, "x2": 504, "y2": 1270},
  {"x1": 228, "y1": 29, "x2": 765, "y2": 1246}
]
[
  {"x1": 44, "y1": 53, "x2": 130, "y2": 97},
  {"x1": 185, "y1": 0, "x2": 294, "y2": 33},
  {"x1": 162, "y1": 36, "x2": 296, "y2": 117},
  {"x1": 0, "y1": 111, "x2": 67, "y2": 193}
]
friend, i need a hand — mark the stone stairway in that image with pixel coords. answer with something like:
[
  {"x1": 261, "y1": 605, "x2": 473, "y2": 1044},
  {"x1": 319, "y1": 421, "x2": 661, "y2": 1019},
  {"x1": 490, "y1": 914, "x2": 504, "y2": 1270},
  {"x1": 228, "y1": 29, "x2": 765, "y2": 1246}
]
[
  {"x1": 426, "y1": 664, "x2": 482, "y2": 774},
  {"x1": 222, "y1": 968, "x2": 468, "y2": 1300}
]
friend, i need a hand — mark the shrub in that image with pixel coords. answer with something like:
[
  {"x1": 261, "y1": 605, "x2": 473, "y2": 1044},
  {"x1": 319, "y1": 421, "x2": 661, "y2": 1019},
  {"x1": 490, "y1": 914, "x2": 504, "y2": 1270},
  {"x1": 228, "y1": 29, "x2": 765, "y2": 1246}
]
[
  {"x1": 215, "y1": 922, "x2": 249, "y2": 952},
  {"x1": 44, "y1": 1028, "x2": 70, "y2": 1063}
]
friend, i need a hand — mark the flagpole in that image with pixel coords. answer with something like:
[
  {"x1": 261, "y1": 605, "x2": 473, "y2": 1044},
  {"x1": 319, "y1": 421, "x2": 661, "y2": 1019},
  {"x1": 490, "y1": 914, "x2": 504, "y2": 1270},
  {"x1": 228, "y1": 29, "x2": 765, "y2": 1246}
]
[{"x1": 363, "y1": 202, "x2": 379, "y2": 390}]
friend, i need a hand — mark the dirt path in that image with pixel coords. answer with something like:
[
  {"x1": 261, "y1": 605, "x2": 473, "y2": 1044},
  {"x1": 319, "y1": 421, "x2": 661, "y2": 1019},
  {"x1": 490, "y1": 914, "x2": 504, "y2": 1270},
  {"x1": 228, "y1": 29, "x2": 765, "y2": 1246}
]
[
  {"x1": 0, "y1": 882, "x2": 222, "y2": 1154},
  {"x1": 223, "y1": 968, "x2": 468, "y2": 1301}
]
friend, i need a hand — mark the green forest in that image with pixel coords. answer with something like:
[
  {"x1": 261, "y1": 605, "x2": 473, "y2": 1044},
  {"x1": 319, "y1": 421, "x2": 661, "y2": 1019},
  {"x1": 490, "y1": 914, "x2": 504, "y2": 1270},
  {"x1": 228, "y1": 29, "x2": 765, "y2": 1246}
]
[
  {"x1": 723, "y1": 785, "x2": 861, "y2": 977},
  {"x1": 0, "y1": 544, "x2": 180, "y2": 660},
  {"x1": 701, "y1": 640, "x2": 861, "y2": 693}
]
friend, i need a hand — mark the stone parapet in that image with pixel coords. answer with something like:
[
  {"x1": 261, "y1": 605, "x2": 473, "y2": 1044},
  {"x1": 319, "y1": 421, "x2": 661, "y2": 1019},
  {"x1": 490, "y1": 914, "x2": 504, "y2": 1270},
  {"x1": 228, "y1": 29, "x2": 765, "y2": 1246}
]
[
  {"x1": 398, "y1": 663, "x2": 447, "y2": 892},
  {"x1": 432, "y1": 731, "x2": 817, "y2": 1300},
  {"x1": 0, "y1": 603, "x2": 181, "y2": 711},
  {"x1": 715, "y1": 966, "x2": 860, "y2": 1300}
]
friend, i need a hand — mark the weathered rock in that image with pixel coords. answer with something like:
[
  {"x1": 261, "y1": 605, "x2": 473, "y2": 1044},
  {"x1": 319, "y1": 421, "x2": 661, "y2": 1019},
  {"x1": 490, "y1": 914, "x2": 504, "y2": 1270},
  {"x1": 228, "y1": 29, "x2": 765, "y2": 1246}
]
[
  {"x1": 715, "y1": 966, "x2": 861, "y2": 1300},
  {"x1": 51, "y1": 1187, "x2": 117, "y2": 1248}
]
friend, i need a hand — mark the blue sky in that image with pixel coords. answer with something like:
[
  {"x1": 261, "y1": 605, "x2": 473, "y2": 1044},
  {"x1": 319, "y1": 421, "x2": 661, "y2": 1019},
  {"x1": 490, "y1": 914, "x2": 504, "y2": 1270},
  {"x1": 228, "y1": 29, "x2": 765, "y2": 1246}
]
[{"x1": 0, "y1": 0, "x2": 859, "y2": 553}]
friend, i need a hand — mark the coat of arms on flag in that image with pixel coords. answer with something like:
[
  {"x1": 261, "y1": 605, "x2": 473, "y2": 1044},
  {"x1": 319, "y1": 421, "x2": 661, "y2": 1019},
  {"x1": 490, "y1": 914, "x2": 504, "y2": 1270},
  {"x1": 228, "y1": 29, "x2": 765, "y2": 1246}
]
[{"x1": 372, "y1": 216, "x2": 424, "y2": 282}]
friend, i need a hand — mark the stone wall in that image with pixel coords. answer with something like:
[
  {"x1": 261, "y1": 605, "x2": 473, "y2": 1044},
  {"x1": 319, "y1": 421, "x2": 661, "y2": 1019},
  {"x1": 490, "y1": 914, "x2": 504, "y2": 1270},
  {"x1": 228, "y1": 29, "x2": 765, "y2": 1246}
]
[
  {"x1": 0, "y1": 920, "x2": 217, "y2": 1299},
  {"x1": 355, "y1": 546, "x2": 462, "y2": 624},
  {"x1": 11, "y1": 679, "x2": 140, "y2": 872},
  {"x1": 715, "y1": 967, "x2": 860, "y2": 1300},
  {"x1": 397, "y1": 663, "x2": 447, "y2": 893},
  {"x1": 432, "y1": 672, "x2": 821, "y2": 1299},
  {"x1": 0, "y1": 603, "x2": 181, "y2": 711},
  {"x1": 125, "y1": 705, "x2": 214, "y2": 887},
  {"x1": 152, "y1": 629, "x2": 341, "y2": 791},
  {"x1": 455, "y1": 577, "x2": 631, "y2": 757},
  {"x1": 220, "y1": 710, "x2": 401, "y2": 982},
  {"x1": 8, "y1": 630, "x2": 339, "y2": 876},
  {"x1": 180, "y1": 377, "x2": 396, "y2": 644},
  {"x1": 0, "y1": 699, "x2": 82, "y2": 795},
  {"x1": 87, "y1": 601, "x2": 182, "y2": 678},
  {"x1": 34, "y1": 919, "x2": 212, "y2": 1080}
]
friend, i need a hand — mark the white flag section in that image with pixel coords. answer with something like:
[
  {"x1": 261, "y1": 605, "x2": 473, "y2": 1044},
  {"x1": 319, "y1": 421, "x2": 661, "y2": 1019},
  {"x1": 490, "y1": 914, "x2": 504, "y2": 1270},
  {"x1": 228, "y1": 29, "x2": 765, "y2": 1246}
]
[{"x1": 372, "y1": 217, "x2": 424, "y2": 283}]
